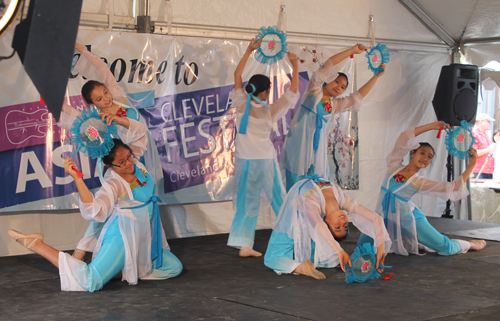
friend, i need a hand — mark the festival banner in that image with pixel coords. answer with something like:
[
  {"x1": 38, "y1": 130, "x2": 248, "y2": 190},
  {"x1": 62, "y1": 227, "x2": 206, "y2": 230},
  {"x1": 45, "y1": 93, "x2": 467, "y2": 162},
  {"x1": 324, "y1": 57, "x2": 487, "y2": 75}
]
[{"x1": 0, "y1": 30, "x2": 358, "y2": 211}]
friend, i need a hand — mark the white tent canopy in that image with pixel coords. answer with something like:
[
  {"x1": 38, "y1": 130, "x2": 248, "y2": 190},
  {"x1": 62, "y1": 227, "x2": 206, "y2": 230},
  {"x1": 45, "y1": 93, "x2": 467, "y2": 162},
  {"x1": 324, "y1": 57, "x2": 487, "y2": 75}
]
[{"x1": 1, "y1": 0, "x2": 500, "y2": 256}]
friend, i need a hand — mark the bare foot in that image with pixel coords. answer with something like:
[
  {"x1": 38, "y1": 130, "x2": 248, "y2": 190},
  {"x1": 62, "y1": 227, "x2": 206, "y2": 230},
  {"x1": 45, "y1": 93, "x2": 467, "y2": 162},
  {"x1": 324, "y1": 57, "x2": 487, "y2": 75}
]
[
  {"x1": 239, "y1": 248, "x2": 262, "y2": 257},
  {"x1": 418, "y1": 245, "x2": 426, "y2": 251},
  {"x1": 469, "y1": 240, "x2": 487, "y2": 251},
  {"x1": 294, "y1": 260, "x2": 326, "y2": 280}
]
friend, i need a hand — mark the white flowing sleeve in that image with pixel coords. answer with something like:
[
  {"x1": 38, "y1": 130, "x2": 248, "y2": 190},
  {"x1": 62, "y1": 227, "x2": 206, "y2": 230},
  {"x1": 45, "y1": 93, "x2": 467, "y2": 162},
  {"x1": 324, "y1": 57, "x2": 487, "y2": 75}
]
[
  {"x1": 338, "y1": 191, "x2": 390, "y2": 250},
  {"x1": 304, "y1": 196, "x2": 343, "y2": 255},
  {"x1": 415, "y1": 176, "x2": 469, "y2": 201},
  {"x1": 229, "y1": 88, "x2": 248, "y2": 114},
  {"x1": 117, "y1": 118, "x2": 148, "y2": 158},
  {"x1": 74, "y1": 49, "x2": 127, "y2": 102},
  {"x1": 78, "y1": 177, "x2": 126, "y2": 223},
  {"x1": 386, "y1": 128, "x2": 421, "y2": 170},
  {"x1": 57, "y1": 104, "x2": 81, "y2": 130},
  {"x1": 331, "y1": 93, "x2": 363, "y2": 114},
  {"x1": 314, "y1": 58, "x2": 340, "y2": 85},
  {"x1": 270, "y1": 88, "x2": 300, "y2": 122}
]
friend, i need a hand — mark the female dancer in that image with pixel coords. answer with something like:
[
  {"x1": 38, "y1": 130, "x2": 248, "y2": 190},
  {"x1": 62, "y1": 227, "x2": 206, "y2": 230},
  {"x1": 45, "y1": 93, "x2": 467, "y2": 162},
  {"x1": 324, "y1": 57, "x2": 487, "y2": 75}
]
[
  {"x1": 227, "y1": 38, "x2": 300, "y2": 257},
  {"x1": 282, "y1": 44, "x2": 386, "y2": 190},
  {"x1": 59, "y1": 42, "x2": 162, "y2": 185},
  {"x1": 9, "y1": 118, "x2": 182, "y2": 292},
  {"x1": 264, "y1": 177, "x2": 391, "y2": 279},
  {"x1": 358, "y1": 121, "x2": 486, "y2": 255}
]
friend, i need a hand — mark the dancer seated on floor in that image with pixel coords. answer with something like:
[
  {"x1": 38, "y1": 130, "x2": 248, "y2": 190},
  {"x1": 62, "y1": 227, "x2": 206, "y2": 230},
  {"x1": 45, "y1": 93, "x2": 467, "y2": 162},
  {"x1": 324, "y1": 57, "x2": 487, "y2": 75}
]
[
  {"x1": 358, "y1": 121, "x2": 487, "y2": 256},
  {"x1": 9, "y1": 120, "x2": 182, "y2": 292},
  {"x1": 264, "y1": 177, "x2": 391, "y2": 279},
  {"x1": 59, "y1": 42, "x2": 162, "y2": 185},
  {"x1": 227, "y1": 38, "x2": 300, "y2": 257},
  {"x1": 282, "y1": 44, "x2": 387, "y2": 191}
]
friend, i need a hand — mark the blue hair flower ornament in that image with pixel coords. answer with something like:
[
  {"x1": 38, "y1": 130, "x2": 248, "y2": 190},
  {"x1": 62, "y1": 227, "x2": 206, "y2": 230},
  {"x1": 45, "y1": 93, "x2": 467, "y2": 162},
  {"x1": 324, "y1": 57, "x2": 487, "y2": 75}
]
[
  {"x1": 69, "y1": 106, "x2": 119, "y2": 159},
  {"x1": 366, "y1": 43, "x2": 390, "y2": 75},
  {"x1": 345, "y1": 243, "x2": 392, "y2": 284},
  {"x1": 445, "y1": 120, "x2": 475, "y2": 159},
  {"x1": 254, "y1": 25, "x2": 287, "y2": 65}
]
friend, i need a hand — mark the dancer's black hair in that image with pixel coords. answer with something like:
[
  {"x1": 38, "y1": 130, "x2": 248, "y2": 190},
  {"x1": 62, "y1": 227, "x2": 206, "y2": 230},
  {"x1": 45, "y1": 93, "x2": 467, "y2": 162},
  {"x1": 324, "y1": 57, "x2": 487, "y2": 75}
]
[
  {"x1": 337, "y1": 72, "x2": 349, "y2": 89},
  {"x1": 245, "y1": 74, "x2": 271, "y2": 95},
  {"x1": 102, "y1": 139, "x2": 133, "y2": 166}
]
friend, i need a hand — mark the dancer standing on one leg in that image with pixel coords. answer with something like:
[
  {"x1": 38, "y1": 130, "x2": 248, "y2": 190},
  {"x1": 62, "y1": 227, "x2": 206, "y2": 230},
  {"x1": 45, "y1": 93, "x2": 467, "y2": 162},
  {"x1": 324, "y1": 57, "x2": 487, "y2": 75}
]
[
  {"x1": 227, "y1": 38, "x2": 300, "y2": 257},
  {"x1": 282, "y1": 44, "x2": 387, "y2": 191},
  {"x1": 9, "y1": 119, "x2": 182, "y2": 292},
  {"x1": 264, "y1": 177, "x2": 391, "y2": 279},
  {"x1": 358, "y1": 121, "x2": 487, "y2": 255}
]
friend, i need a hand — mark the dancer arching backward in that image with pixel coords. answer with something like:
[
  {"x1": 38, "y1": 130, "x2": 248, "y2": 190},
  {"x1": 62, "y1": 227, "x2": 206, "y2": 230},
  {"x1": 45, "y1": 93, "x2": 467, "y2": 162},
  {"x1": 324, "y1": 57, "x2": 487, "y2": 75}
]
[
  {"x1": 358, "y1": 121, "x2": 487, "y2": 256},
  {"x1": 227, "y1": 38, "x2": 300, "y2": 257},
  {"x1": 9, "y1": 119, "x2": 182, "y2": 292},
  {"x1": 264, "y1": 177, "x2": 391, "y2": 279},
  {"x1": 59, "y1": 42, "x2": 162, "y2": 185},
  {"x1": 282, "y1": 44, "x2": 386, "y2": 191}
]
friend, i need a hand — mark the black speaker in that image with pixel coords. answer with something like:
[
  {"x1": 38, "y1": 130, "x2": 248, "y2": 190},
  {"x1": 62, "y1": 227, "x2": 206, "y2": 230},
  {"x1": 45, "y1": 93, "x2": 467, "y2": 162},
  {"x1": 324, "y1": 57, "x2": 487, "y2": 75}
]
[
  {"x1": 11, "y1": 0, "x2": 83, "y2": 122},
  {"x1": 432, "y1": 64, "x2": 478, "y2": 126}
]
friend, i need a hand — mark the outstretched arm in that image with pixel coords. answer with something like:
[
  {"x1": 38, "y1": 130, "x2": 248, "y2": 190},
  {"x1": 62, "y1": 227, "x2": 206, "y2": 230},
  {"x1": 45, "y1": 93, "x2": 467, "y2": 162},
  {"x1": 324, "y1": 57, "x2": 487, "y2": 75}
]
[
  {"x1": 234, "y1": 38, "x2": 262, "y2": 90},
  {"x1": 289, "y1": 52, "x2": 299, "y2": 93},
  {"x1": 414, "y1": 121, "x2": 450, "y2": 137},
  {"x1": 358, "y1": 63, "x2": 387, "y2": 97},
  {"x1": 329, "y1": 44, "x2": 366, "y2": 66}
]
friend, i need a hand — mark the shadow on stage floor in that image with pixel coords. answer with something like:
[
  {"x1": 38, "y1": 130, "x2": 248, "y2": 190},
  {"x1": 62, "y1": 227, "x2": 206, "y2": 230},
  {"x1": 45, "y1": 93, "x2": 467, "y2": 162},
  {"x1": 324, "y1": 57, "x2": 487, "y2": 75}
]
[{"x1": 1, "y1": 218, "x2": 500, "y2": 321}]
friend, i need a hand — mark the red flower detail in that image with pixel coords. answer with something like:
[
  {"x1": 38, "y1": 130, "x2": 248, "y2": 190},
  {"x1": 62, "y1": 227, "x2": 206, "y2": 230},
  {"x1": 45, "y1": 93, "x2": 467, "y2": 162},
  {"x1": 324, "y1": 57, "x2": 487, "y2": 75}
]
[
  {"x1": 342, "y1": 163, "x2": 346, "y2": 168},
  {"x1": 300, "y1": 59, "x2": 305, "y2": 64},
  {"x1": 394, "y1": 174, "x2": 405, "y2": 183},
  {"x1": 135, "y1": 178, "x2": 147, "y2": 187},
  {"x1": 324, "y1": 101, "x2": 332, "y2": 113},
  {"x1": 349, "y1": 140, "x2": 354, "y2": 146},
  {"x1": 312, "y1": 58, "x2": 317, "y2": 63},
  {"x1": 116, "y1": 107, "x2": 128, "y2": 118},
  {"x1": 302, "y1": 47, "x2": 307, "y2": 51},
  {"x1": 312, "y1": 49, "x2": 317, "y2": 54}
]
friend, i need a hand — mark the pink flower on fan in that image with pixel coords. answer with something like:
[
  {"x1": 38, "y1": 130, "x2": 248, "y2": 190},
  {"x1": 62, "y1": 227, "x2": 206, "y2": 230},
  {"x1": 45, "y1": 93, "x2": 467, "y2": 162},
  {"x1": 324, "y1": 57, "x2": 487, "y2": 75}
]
[
  {"x1": 268, "y1": 40, "x2": 275, "y2": 51},
  {"x1": 457, "y1": 132, "x2": 465, "y2": 143},
  {"x1": 85, "y1": 126, "x2": 99, "y2": 141},
  {"x1": 361, "y1": 261, "x2": 370, "y2": 272},
  {"x1": 300, "y1": 59, "x2": 305, "y2": 64}
]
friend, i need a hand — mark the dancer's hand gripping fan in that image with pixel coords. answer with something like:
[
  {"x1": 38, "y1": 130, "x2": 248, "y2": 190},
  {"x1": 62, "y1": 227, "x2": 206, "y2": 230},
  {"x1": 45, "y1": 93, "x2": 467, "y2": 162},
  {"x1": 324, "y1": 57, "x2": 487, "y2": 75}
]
[
  {"x1": 345, "y1": 243, "x2": 392, "y2": 284},
  {"x1": 69, "y1": 107, "x2": 119, "y2": 186},
  {"x1": 254, "y1": 25, "x2": 288, "y2": 65},
  {"x1": 366, "y1": 43, "x2": 390, "y2": 75},
  {"x1": 444, "y1": 120, "x2": 475, "y2": 159}
]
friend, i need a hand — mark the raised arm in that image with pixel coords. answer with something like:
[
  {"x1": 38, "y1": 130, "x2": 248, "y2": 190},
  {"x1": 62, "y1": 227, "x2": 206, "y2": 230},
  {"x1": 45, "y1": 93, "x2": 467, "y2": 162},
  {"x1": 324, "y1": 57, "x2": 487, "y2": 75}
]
[
  {"x1": 358, "y1": 63, "x2": 386, "y2": 97},
  {"x1": 234, "y1": 38, "x2": 262, "y2": 90},
  {"x1": 74, "y1": 42, "x2": 126, "y2": 101},
  {"x1": 329, "y1": 44, "x2": 366, "y2": 67},
  {"x1": 269, "y1": 53, "x2": 301, "y2": 121}
]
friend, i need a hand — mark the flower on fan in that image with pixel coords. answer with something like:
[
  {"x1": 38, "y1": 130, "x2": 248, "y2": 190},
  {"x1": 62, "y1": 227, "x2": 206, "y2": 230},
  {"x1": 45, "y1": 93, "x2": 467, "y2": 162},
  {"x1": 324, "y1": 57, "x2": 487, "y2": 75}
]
[
  {"x1": 268, "y1": 39, "x2": 275, "y2": 51},
  {"x1": 457, "y1": 132, "x2": 465, "y2": 143},
  {"x1": 85, "y1": 126, "x2": 99, "y2": 141},
  {"x1": 116, "y1": 107, "x2": 128, "y2": 118},
  {"x1": 324, "y1": 101, "x2": 332, "y2": 113},
  {"x1": 361, "y1": 261, "x2": 371, "y2": 272}
]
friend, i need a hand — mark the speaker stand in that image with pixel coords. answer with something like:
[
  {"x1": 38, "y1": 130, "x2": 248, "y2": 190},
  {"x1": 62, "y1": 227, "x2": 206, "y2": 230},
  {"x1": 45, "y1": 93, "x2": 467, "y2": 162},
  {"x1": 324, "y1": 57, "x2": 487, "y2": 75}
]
[{"x1": 442, "y1": 154, "x2": 455, "y2": 218}]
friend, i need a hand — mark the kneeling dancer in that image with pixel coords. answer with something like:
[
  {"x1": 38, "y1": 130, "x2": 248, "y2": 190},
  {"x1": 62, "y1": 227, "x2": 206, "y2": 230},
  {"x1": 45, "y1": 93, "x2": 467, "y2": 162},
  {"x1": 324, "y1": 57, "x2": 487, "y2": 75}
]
[
  {"x1": 264, "y1": 177, "x2": 391, "y2": 279},
  {"x1": 9, "y1": 119, "x2": 182, "y2": 291}
]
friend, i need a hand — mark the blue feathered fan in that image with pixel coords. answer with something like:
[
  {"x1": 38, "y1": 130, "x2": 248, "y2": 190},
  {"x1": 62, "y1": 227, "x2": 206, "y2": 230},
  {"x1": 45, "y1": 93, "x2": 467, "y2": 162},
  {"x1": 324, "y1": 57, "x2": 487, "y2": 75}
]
[
  {"x1": 345, "y1": 243, "x2": 391, "y2": 283},
  {"x1": 366, "y1": 43, "x2": 390, "y2": 75},
  {"x1": 445, "y1": 120, "x2": 475, "y2": 159},
  {"x1": 69, "y1": 106, "x2": 119, "y2": 159},
  {"x1": 254, "y1": 26, "x2": 288, "y2": 65}
]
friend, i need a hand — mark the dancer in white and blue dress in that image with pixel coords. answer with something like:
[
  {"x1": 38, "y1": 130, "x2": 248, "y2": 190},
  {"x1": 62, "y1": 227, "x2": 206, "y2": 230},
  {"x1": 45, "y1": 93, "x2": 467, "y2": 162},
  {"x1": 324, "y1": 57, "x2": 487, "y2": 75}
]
[
  {"x1": 58, "y1": 42, "x2": 162, "y2": 185},
  {"x1": 357, "y1": 121, "x2": 487, "y2": 255},
  {"x1": 264, "y1": 177, "x2": 391, "y2": 279},
  {"x1": 227, "y1": 38, "x2": 300, "y2": 257},
  {"x1": 282, "y1": 44, "x2": 387, "y2": 191},
  {"x1": 8, "y1": 119, "x2": 182, "y2": 292}
]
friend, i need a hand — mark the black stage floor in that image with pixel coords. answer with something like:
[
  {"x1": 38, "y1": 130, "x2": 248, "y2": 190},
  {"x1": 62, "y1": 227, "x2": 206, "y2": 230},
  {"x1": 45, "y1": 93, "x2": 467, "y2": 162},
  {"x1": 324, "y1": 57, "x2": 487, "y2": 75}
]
[{"x1": 1, "y1": 217, "x2": 500, "y2": 321}]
